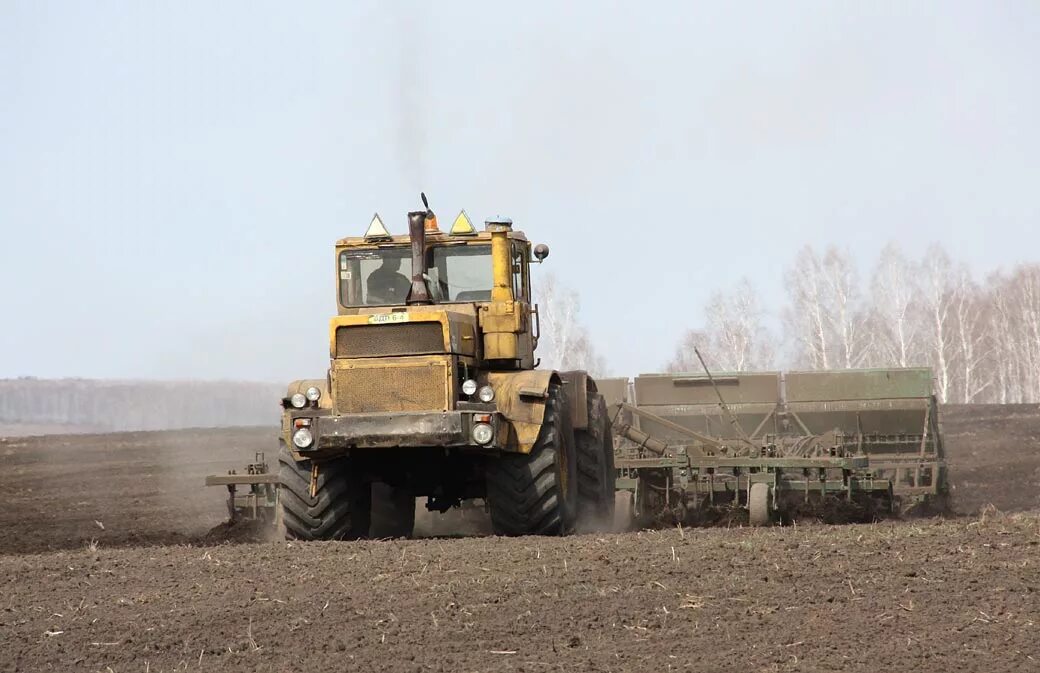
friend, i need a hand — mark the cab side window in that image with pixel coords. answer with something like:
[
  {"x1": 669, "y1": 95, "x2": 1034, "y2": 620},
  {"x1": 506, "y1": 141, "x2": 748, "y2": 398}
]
[{"x1": 511, "y1": 242, "x2": 530, "y2": 302}]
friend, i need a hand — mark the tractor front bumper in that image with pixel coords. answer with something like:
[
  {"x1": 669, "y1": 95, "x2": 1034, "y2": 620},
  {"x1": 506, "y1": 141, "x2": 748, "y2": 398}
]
[{"x1": 290, "y1": 409, "x2": 501, "y2": 451}]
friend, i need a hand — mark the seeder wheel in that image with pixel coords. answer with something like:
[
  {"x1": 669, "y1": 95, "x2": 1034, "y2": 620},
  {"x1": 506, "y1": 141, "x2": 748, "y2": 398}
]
[{"x1": 748, "y1": 482, "x2": 772, "y2": 526}]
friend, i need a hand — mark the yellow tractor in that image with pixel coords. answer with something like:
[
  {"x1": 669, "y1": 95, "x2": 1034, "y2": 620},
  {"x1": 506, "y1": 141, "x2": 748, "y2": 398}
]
[{"x1": 278, "y1": 195, "x2": 614, "y2": 539}]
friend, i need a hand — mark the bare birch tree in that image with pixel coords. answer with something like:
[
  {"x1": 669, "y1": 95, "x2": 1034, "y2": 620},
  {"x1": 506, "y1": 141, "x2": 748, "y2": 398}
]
[
  {"x1": 869, "y1": 243, "x2": 922, "y2": 367},
  {"x1": 783, "y1": 246, "x2": 871, "y2": 369},
  {"x1": 783, "y1": 246, "x2": 831, "y2": 369},
  {"x1": 667, "y1": 279, "x2": 774, "y2": 373},
  {"x1": 703, "y1": 279, "x2": 774, "y2": 371},
  {"x1": 665, "y1": 329, "x2": 712, "y2": 373},
  {"x1": 986, "y1": 272, "x2": 1019, "y2": 403},
  {"x1": 919, "y1": 245, "x2": 956, "y2": 402},
  {"x1": 694, "y1": 243, "x2": 1040, "y2": 403},
  {"x1": 820, "y1": 248, "x2": 873, "y2": 368},
  {"x1": 534, "y1": 272, "x2": 606, "y2": 376},
  {"x1": 1008, "y1": 264, "x2": 1040, "y2": 402},
  {"x1": 949, "y1": 264, "x2": 990, "y2": 403}
]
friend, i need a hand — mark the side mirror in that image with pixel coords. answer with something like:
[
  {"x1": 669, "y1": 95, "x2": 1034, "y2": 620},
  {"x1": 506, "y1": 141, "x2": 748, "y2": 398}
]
[{"x1": 533, "y1": 244, "x2": 550, "y2": 262}]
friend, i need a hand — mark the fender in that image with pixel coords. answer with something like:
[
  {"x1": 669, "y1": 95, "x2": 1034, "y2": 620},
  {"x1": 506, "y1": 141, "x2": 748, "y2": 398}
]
[
  {"x1": 486, "y1": 370, "x2": 561, "y2": 453},
  {"x1": 284, "y1": 379, "x2": 331, "y2": 408},
  {"x1": 559, "y1": 370, "x2": 600, "y2": 431}
]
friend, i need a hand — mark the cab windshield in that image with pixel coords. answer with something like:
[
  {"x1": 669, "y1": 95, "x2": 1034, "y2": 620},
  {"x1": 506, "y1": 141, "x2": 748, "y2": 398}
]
[{"x1": 339, "y1": 244, "x2": 493, "y2": 307}]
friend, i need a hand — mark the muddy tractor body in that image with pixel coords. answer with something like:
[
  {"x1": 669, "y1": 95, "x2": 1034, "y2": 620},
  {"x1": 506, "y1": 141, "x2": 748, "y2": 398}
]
[
  {"x1": 274, "y1": 203, "x2": 615, "y2": 540},
  {"x1": 606, "y1": 368, "x2": 948, "y2": 526}
]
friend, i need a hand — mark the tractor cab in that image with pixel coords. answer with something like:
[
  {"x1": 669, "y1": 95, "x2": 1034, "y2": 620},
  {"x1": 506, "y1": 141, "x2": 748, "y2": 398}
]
[{"x1": 334, "y1": 210, "x2": 536, "y2": 310}]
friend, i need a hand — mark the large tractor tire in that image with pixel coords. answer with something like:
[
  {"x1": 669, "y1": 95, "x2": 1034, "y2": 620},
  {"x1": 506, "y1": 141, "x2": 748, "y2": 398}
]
[
  {"x1": 369, "y1": 482, "x2": 416, "y2": 539},
  {"x1": 575, "y1": 392, "x2": 616, "y2": 531},
  {"x1": 486, "y1": 383, "x2": 578, "y2": 536},
  {"x1": 278, "y1": 442, "x2": 371, "y2": 541}
]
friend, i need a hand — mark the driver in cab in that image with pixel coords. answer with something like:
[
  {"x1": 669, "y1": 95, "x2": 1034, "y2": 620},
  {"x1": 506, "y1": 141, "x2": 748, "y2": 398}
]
[{"x1": 366, "y1": 257, "x2": 411, "y2": 304}]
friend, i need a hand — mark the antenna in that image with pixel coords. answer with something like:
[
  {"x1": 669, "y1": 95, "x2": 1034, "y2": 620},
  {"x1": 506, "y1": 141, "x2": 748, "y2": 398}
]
[{"x1": 420, "y1": 192, "x2": 429, "y2": 211}]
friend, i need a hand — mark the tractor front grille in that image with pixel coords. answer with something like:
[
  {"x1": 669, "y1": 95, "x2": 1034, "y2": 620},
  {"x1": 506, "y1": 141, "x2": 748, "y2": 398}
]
[
  {"x1": 335, "y1": 322, "x2": 445, "y2": 359},
  {"x1": 333, "y1": 359, "x2": 450, "y2": 414}
]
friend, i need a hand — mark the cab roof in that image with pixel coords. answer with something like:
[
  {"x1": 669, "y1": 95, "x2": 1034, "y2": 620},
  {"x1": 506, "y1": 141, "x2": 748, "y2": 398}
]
[{"x1": 336, "y1": 229, "x2": 529, "y2": 248}]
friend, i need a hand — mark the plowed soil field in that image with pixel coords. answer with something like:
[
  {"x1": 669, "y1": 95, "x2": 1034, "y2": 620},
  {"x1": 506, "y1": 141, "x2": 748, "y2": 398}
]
[{"x1": 1, "y1": 405, "x2": 1038, "y2": 672}]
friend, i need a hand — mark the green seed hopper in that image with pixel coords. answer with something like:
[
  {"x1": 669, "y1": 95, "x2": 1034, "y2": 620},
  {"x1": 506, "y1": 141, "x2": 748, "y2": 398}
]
[{"x1": 602, "y1": 368, "x2": 948, "y2": 526}]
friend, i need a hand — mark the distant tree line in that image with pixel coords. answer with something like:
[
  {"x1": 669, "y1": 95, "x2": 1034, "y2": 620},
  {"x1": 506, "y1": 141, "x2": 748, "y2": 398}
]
[
  {"x1": 0, "y1": 379, "x2": 283, "y2": 431},
  {"x1": 667, "y1": 243, "x2": 1040, "y2": 404}
]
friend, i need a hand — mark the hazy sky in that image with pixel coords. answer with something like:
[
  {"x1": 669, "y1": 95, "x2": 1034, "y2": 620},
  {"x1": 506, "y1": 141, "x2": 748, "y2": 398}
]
[{"x1": 1, "y1": 2, "x2": 1037, "y2": 381}]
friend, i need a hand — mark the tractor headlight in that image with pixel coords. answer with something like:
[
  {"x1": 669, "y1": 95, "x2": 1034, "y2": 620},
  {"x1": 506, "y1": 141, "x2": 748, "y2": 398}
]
[
  {"x1": 292, "y1": 427, "x2": 314, "y2": 448},
  {"x1": 461, "y1": 379, "x2": 478, "y2": 396},
  {"x1": 290, "y1": 393, "x2": 308, "y2": 409},
  {"x1": 477, "y1": 385, "x2": 495, "y2": 403},
  {"x1": 471, "y1": 423, "x2": 494, "y2": 445},
  {"x1": 305, "y1": 386, "x2": 322, "y2": 402}
]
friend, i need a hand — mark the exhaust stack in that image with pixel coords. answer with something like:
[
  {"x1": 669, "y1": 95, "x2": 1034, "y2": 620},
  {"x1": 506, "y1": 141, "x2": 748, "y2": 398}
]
[
  {"x1": 483, "y1": 217, "x2": 520, "y2": 363},
  {"x1": 405, "y1": 210, "x2": 432, "y2": 305}
]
